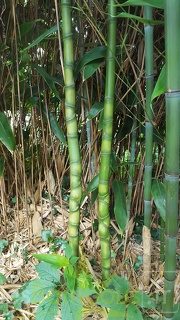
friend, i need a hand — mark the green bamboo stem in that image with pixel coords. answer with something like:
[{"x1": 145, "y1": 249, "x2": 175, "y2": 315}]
[
  {"x1": 98, "y1": 0, "x2": 117, "y2": 281},
  {"x1": 61, "y1": 0, "x2": 82, "y2": 257},
  {"x1": 163, "y1": 1, "x2": 180, "y2": 319},
  {"x1": 144, "y1": 6, "x2": 154, "y2": 228}
]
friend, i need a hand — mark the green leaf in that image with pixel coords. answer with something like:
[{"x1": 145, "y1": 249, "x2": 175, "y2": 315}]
[
  {"x1": 61, "y1": 291, "x2": 82, "y2": 320},
  {"x1": 32, "y1": 253, "x2": 69, "y2": 268},
  {"x1": 151, "y1": 65, "x2": 166, "y2": 101},
  {"x1": 33, "y1": 65, "x2": 60, "y2": 100},
  {"x1": 151, "y1": 180, "x2": 166, "y2": 222},
  {"x1": 65, "y1": 244, "x2": 73, "y2": 259},
  {"x1": 127, "y1": 303, "x2": 143, "y2": 320},
  {"x1": 107, "y1": 303, "x2": 126, "y2": 320},
  {"x1": 118, "y1": 13, "x2": 163, "y2": 25},
  {"x1": 39, "y1": 105, "x2": 66, "y2": 145},
  {"x1": 22, "y1": 24, "x2": 59, "y2": 51},
  {"x1": 0, "y1": 303, "x2": 14, "y2": 320},
  {"x1": 87, "y1": 102, "x2": 104, "y2": 120},
  {"x1": 83, "y1": 59, "x2": 104, "y2": 81},
  {"x1": 96, "y1": 289, "x2": 120, "y2": 308},
  {"x1": 12, "y1": 279, "x2": 56, "y2": 307},
  {"x1": 86, "y1": 174, "x2": 99, "y2": 192},
  {"x1": 41, "y1": 229, "x2": 53, "y2": 242},
  {"x1": 35, "y1": 290, "x2": 59, "y2": 320},
  {"x1": 112, "y1": 180, "x2": 128, "y2": 234},
  {"x1": 132, "y1": 291, "x2": 155, "y2": 309},
  {"x1": 35, "y1": 262, "x2": 60, "y2": 284},
  {"x1": 0, "y1": 239, "x2": 8, "y2": 254},
  {"x1": 119, "y1": 0, "x2": 164, "y2": 9},
  {"x1": 0, "y1": 273, "x2": 7, "y2": 284},
  {"x1": 74, "y1": 46, "x2": 107, "y2": 78},
  {"x1": 75, "y1": 271, "x2": 97, "y2": 298},
  {"x1": 98, "y1": 109, "x2": 104, "y2": 131},
  {"x1": 20, "y1": 20, "x2": 38, "y2": 37},
  {"x1": 0, "y1": 156, "x2": 5, "y2": 177},
  {"x1": 0, "y1": 113, "x2": 16, "y2": 152},
  {"x1": 107, "y1": 276, "x2": 130, "y2": 297},
  {"x1": 64, "y1": 265, "x2": 76, "y2": 292}
]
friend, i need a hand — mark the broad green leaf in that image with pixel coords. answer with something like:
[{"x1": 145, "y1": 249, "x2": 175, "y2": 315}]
[
  {"x1": 151, "y1": 180, "x2": 166, "y2": 221},
  {"x1": 112, "y1": 180, "x2": 128, "y2": 234},
  {"x1": 96, "y1": 289, "x2": 120, "y2": 308},
  {"x1": 0, "y1": 239, "x2": 8, "y2": 254},
  {"x1": 20, "y1": 20, "x2": 39, "y2": 37},
  {"x1": 127, "y1": 303, "x2": 143, "y2": 320},
  {"x1": 173, "y1": 303, "x2": 180, "y2": 320},
  {"x1": 119, "y1": 0, "x2": 164, "y2": 9},
  {"x1": 108, "y1": 303, "x2": 126, "y2": 320},
  {"x1": 151, "y1": 65, "x2": 166, "y2": 101},
  {"x1": 61, "y1": 291, "x2": 82, "y2": 320},
  {"x1": 107, "y1": 276, "x2": 130, "y2": 297},
  {"x1": 35, "y1": 290, "x2": 59, "y2": 320},
  {"x1": 0, "y1": 113, "x2": 16, "y2": 152},
  {"x1": 36, "y1": 262, "x2": 60, "y2": 283},
  {"x1": 83, "y1": 59, "x2": 104, "y2": 81},
  {"x1": 86, "y1": 174, "x2": 99, "y2": 192},
  {"x1": 39, "y1": 105, "x2": 66, "y2": 145},
  {"x1": 12, "y1": 279, "x2": 56, "y2": 307},
  {"x1": 0, "y1": 303, "x2": 8, "y2": 313},
  {"x1": 65, "y1": 244, "x2": 73, "y2": 259},
  {"x1": 32, "y1": 253, "x2": 69, "y2": 268},
  {"x1": 41, "y1": 229, "x2": 53, "y2": 242},
  {"x1": 0, "y1": 273, "x2": 7, "y2": 284},
  {"x1": 22, "y1": 24, "x2": 59, "y2": 51},
  {"x1": 74, "y1": 46, "x2": 107, "y2": 78},
  {"x1": 0, "y1": 156, "x2": 5, "y2": 177},
  {"x1": 118, "y1": 13, "x2": 163, "y2": 25},
  {"x1": 131, "y1": 291, "x2": 155, "y2": 309},
  {"x1": 33, "y1": 65, "x2": 60, "y2": 100},
  {"x1": 87, "y1": 102, "x2": 104, "y2": 120},
  {"x1": 64, "y1": 265, "x2": 76, "y2": 292}
]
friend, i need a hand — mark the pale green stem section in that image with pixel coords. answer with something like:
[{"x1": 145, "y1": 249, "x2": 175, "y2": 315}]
[
  {"x1": 61, "y1": 0, "x2": 82, "y2": 257},
  {"x1": 98, "y1": 0, "x2": 117, "y2": 281},
  {"x1": 163, "y1": 1, "x2": 180, "y2": 319}
]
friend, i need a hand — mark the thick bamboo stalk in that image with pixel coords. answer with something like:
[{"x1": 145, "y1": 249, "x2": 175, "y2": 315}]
[
  {"x1": 61, "y1": 0, "x2": 82, "y2": 257},
  {"x1": 163, "y1": 1, "x2": 180, "y2": 319},
  {"x1": 98, "y1": 0, "x2": 117, "y2": 281}
]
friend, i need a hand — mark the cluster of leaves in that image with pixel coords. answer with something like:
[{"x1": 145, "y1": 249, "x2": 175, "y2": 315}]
[{"x1": 0, "y1": 242, "x2": 157, "y2": 320}]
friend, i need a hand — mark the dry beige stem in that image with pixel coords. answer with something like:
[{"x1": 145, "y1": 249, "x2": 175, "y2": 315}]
[{"x1": 143, "y1": 225, "x2": 151, "y2": 286}]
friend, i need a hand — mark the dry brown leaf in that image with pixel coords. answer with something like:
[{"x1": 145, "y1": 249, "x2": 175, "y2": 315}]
[{"x1": 32, "y1": 211, "x2": 43, "y2": 237}]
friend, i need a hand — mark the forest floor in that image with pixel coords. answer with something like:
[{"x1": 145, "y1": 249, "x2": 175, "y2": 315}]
[{"x1": 0, "y1": 197, "x2": 180, "y2": 319}]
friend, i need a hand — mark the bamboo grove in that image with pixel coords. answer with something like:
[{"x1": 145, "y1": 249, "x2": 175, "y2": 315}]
[{"x1": 0, "y1": 0, "x2": 179, "y2": 319}]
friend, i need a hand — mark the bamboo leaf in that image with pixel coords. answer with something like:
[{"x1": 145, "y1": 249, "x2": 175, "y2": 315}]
[
  {"x1": 32, "y1": 253, "x2": 69, "y2": 268},
  {"x1": 74, "y1": 46, "x2": 107, "y2": 78},
  {"x1": 118, "y1": 13, "x2": 163, "y2": 25},
  {"x1": 83, "y1": 59, "x2": 104, "y2": 81},
  {"x1": 86, "y1": 174, "x2": 99, "y2": 192},
  {"x1": 119, "y1": 0, "x2": 164, "y2": 9},
  {"x1": 33, "y1": 65, "x2": 60, "y2": 100},
  {"x1": 22, "y1": 24, "x2": 58, "y2": 51},
  {"x1": 87, "y1": 102, "x2": 104, "y2": 120},
  {"x1": 151, "y1": 180, "x2": 166, "y2": 222},
  {"x1": 0, "y1": 113, "x2": 16, "y2": 152},
  {"x1": 0, "y1": 156, "x2": 5, "y2": 177},
  {"x1": 151, "y1": 65, "x2": 166, "y2": 101},
  {"x1": 112, "y1": 180, "x2": 128, "y2": 234},
  {"x1": 20, "y1": 20, "x2": 39, "y2": 36}
]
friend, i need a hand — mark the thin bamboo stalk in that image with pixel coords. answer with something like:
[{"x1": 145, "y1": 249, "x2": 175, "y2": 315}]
[
  {"x1": 61, "y1": 0, "x2": 82, "y2": 257},
  {"x1": 98, "y1": 0, "x2": 117, "y2": 281}
]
